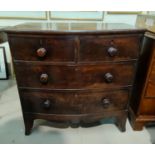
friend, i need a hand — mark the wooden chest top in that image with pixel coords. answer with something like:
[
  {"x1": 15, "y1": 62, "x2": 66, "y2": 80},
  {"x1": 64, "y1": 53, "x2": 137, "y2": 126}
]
[{"x1": 5, "y1": 22, "x2": 146, "y2": 34}]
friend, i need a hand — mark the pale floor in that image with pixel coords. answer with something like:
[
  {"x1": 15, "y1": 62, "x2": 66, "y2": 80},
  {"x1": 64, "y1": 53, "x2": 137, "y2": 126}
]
[{"x1": 0, "y1": 79, "x2": 155, "y2": 144}]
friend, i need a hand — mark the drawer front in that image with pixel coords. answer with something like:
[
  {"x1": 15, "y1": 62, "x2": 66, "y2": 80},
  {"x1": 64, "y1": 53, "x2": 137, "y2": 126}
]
[
  {"x1": 20, "y1": 90, "x2": 129, "y2": 114},
  {"x1": 140, "y1": 98, "x2": 155, "y2": 115},
  {"x1": 79, "y1": 35, "x2": 141, "y2": 62},
  {"x1": 15, "y1": 62, "x2": 135, "y2": 90},
  {"x1": 9, "y1": 36, "x2": 75, "y2": 62}
]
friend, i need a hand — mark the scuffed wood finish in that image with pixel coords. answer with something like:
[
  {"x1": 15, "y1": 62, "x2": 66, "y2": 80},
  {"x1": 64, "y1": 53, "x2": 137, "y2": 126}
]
[
  {"x1": 5, "y1": 22, "x2": 145, "y2": 135},
  {"x1": 9, "y1": 36, "x2": 76, "y2": 62},
  {"x1": 14, "y1": 62, "x2": 135, "y2": 90},
  {"x1": 5, "y1": 22, "x2": 146, "y2": 34},
  {"x1": 20, "y1": 89, "x2": 129, "y2": 114},
  {"x1": 79, "y1": 35, "x2": 141, "y2": 62},
  {"x1": 9, "y1": 34, "x2": 142, "y2": 63},
  {"x1": 129, "y1": 32, "x2": 155, "y2": 130},
  {"x1": 23, "y1": 110, "x2": 128, "y2": 132}
]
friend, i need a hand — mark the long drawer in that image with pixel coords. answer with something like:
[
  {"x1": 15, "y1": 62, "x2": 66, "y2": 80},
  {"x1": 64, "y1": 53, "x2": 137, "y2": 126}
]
[
  {"x1": 20, "y1": 89, "x2": 129, "y2": 115},
  {"x1": 14, "y1": 62, "x2": 135, "y2": 90}
]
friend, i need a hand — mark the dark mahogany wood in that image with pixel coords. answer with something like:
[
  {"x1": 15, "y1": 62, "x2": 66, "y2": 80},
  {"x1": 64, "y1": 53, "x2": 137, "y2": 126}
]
[
  {"x1": 79, "y1": 35, "x2": 142, "y2": 62},
  {"x1": 14, "y1": 62, "x2": 135, "y2": 90},
  {"x1": 19, "y1": 89, "x2": 129, "y2": 114},
  {"x1": 4, "y1": 22, "x2": 146, "y2": 34},
  {"x1": 5, "y1": 22, "x2": 146, "y2": 135},
  {"x1": 23, "y1": 114, "x2": 34, "y2": 135},
  {"x1": 23, "y1": 110, "x2": 128, "y2": 135},
  {"x1": 9, "y1": 36, "x2": 76, "y2": 62}
]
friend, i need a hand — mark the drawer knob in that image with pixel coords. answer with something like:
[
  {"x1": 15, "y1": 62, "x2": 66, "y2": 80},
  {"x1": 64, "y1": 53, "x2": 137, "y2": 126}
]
[
  {"x1": 104, "y1": 73, "x2": 113, "y2": 83},
  {"x1": 107, "y1": 47, "x2": 118, "y2": 57},
  {"x1": 101, "y1": 98, "x2": 111, "y2": 108},
  {"x1": 42, "y1": 99, "x2": 51, "y2": 109},
  {"x1": 40, "y1": 73, "x2": 48, "y2": 84},
  {"x1": 37, "y1": 48, "x2": 47, "y2": 58}
]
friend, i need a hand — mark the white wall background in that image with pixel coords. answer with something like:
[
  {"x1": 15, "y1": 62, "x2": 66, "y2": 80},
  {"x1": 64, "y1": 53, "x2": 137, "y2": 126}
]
[{"x1": 0, "y1": 11, "x2": 139, "y2": 26}]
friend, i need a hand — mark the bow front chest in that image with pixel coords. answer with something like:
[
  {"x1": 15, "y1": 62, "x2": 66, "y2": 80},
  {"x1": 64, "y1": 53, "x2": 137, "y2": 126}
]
[{"x1": 5, "y1": 23, "x2": 146, "y2": 135}]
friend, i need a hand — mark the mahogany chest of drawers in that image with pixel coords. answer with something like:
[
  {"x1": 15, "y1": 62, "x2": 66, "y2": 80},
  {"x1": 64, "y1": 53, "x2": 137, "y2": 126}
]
[{"x1": 5, "y1": 22, "x2": 146, "y2": 135}]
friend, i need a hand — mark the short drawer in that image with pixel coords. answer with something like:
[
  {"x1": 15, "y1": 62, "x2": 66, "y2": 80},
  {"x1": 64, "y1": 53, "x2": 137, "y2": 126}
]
[
  {"x1": 9, "y1": 36, "x2": 76, "y2": 62},
  {"x1": 79, "y1": 35, "x2": 141, "y2": 62},
  {"x1": 15, "y1": 62, "x2": 135, "y2": 90},
  {"x1": 20, "y1": 89, "x2": 129, "y2": 114}
]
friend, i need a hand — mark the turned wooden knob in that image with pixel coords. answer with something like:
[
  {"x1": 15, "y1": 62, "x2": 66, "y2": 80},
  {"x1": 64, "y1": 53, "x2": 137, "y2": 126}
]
[
  {"x1": 40, "y1": 73, "x2": 48, "y2": 84},
  {"x1": 101, "y1": 98, "x2": 111, "y2": 108},
  {"x1": 36, "y1": 48, "x2": 47, "y2": 57},
  {"x1": 107, "y1": 47, "x2": 118, "y2": 57},
  {"x1": 104, "y1": 73, "x2": 113, "y2": 83},
  {"x1": 42, "y1": 99, "x2": 51, "y2": 109}
]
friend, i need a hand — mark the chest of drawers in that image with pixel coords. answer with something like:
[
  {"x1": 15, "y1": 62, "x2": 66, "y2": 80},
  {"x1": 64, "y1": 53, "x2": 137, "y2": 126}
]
[{"x1": 5, "y1": 23, "x2": 145, "y2": 135}]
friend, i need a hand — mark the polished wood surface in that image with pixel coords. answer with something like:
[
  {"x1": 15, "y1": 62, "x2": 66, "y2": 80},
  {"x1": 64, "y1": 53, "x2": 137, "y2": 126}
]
[
  {"x1": 20, "y1": 89, "x2": 129, "y2": 114},
  {"x1": 14, "y1": 62, "x2": 135, "y2": 90},
  {"x1": 9, "y1": 34, "x2": 142, "y2": 62},
  {"x1": 6, "y1": 22, "x2": 145, "y2": 135},
  {"x1": 79, "y1": 35, "x2": 141, "y2": 62},
  {"x1": 5, "y1": 22, "x2": 145, "y2": 34}
]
